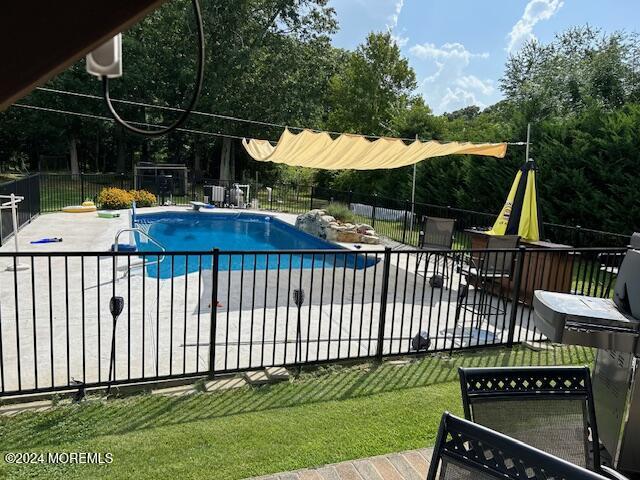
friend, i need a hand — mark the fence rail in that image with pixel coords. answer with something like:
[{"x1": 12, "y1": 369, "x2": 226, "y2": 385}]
[
  {"x1": 1, "y1": 173, "x2": 629, "y2": 248},
  {"x1": 0, "y1": 246, "x2": 626, "y2": 397},
  {"x1": 0, "y1": 175, "x2": 40, "y2": 246}
]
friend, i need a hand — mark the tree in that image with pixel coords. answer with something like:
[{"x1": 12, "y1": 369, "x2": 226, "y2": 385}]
[
  {"x1": 501, "y1": 26, "x2": 640, "y2": 120},
  {"x1": 327, "y1": 32, "x2": 417, "y2": 135}
]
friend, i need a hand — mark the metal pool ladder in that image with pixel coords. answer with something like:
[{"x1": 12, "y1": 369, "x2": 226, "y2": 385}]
[{"x1": 113, "y1": 228, "x2": 166, "y2": 279}]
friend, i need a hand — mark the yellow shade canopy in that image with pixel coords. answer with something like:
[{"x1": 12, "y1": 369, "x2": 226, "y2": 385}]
[{"x1": 242, "y1": 128, "x2": 508, "y2": 171}]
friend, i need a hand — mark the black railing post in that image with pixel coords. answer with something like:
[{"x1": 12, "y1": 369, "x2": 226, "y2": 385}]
[
  {"x1": 309, "y1": 185, "x2": 314, "y2": 210},
  {"x1": 402, "y1": 199, "x2": 409, "y2": 244},
  {"x1": 372, "y1": 193, "x2": 377, "y2": 228},
  {"x1": 347, "y1": 190, "x2": 353, "y2": 210},
  {"x1": 375, "y1": 247, "x2": 392, "y2": 361},
  {"x1": 208, "y1": 248, "x2": 220, "y2": 377},
  {"x1": 506, "y1": 246, "x2": 526, "y2": 346},
  {"x1": 80, "y1": 173, "x2": 85, "y2": 202},
  {"x1": 574, "y1": 225, "x2": 582, "y2": 247}
]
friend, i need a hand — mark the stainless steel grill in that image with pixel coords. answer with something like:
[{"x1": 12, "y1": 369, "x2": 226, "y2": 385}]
[{"x1": 534, "y1": 246, "x2": 640, "y2": 474}]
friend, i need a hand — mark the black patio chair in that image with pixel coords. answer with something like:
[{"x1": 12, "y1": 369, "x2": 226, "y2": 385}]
[
  {"x1": 458, "y1": 366, "x2": 629, "y2": 480},
  {"x1": 427, "y1": 412, "x2": 609, "y2": 480},
  {"x1": 455, "y1": 234, "x2": 520, "y2": 329},
  {"x1": 417, "y1": 216, "x2": 456, "y2": 286}
]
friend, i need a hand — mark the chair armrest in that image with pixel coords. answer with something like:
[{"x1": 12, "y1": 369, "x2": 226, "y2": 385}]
[{"x1": 600, "y1": 465, "x2": 631, "y2": 480}]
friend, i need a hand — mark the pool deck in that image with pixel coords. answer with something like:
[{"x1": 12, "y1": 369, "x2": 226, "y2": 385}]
[{"x1": 0, "y1": 207, "x2": 534, "y2": 395}]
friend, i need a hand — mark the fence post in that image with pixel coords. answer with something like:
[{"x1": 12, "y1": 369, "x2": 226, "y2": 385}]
[
  {"x1": 402, "y1": 199, "x2": 409, "y2": 244},
  {"x1": 208, "y1": 248, "x2": 220, "y2": 377},
  {"x1": 347, "y1": 190, "x2": 353, "y2": 210},
  {"x1": 574, "y1": 225, "x2": 582, "y2": 247},
  {"x1": 506, "y1": 246, "x2": 526, "y2": 346},
  {"x1": 120, "y1": 173, "x2": 125, "y2": 190},
  {"x1": 309, "y1": 185, "x2": 314, "y2": 210},
  {"x1": 375, "y1": 247, "x2": 392, "y2": 361},
  {"x1": 80, "y1": 173, "x2": 85, "y2": 202},
  {"x1": 372, "y1": 193, "x2": 377, "y2": 228}
]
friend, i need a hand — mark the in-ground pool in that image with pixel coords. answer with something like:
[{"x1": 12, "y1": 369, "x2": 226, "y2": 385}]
[{"x1": 133, "y1": 211, "x2": 378, "y2": 277}]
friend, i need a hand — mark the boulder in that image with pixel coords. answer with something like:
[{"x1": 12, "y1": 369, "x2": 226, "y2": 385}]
[
  {"x1": 336, "y1": 230, "x2": 362, "y2": 243},
  {"x1": 360, "y1": 234, "x2": 380, "y2": 244},
  {"x1": 295, "y1": 210, "x2": 381, "y2": 245}
]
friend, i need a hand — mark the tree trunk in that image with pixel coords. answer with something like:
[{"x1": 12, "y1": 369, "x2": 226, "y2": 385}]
[
  {"x1": 69, "y1": 136, "x2": 79, "y2": 175},
  {"x1": 116, "y1": 126, "x2": 126, "y2": 173},
  {"x1": 220, "y1": 137, "x2": 232, "y2": 181},
  {"x1": 194, "y1": 142, "x2": 202, "y2": 176}
]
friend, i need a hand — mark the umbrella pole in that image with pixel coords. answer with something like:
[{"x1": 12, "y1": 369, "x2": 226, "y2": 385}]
[
  {"x1": 525, "y1": 122, "x2": 531, "y2": 162},
  {"x1": 410, "y1": 134, "x2": 418, "y2": 234}
]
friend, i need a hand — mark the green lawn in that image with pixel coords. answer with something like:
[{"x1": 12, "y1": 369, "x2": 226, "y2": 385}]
[{"x1": 0, "y1": 345, "x2": 593, "y2": 480}]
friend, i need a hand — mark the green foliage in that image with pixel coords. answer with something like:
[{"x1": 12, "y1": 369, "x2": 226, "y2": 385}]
[
  {"x1": 325, "y1": 203, "x2": 355, "y2": 223},
  {"x1": 327, "y1": 31, "x2": 417, "y2": 136}
]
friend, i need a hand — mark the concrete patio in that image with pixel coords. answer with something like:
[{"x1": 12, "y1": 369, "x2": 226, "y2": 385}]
[{"x1": 0, "y1": 207, "x2": 536, "y2": 395}]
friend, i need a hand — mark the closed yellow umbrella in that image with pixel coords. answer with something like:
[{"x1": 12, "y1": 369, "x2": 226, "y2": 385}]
[{"x1": 489, "y1": 160, "x2": 543, "y2": 242}]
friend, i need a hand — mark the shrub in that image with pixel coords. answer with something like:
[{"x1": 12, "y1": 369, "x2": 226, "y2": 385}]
[
  {"x1": 129, "y1": 189, "x2": 156, "y2": 207},
  {"x1": 325, "y1": 203, "x2": 355, "y2": 223},
  {"x1": 98, "y1": 187, "x2": 133, "y2": 210}
]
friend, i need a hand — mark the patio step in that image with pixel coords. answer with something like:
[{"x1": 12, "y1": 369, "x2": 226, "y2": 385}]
[
  {"x1": 265, "y1": 367, "x2": 291, "y2": 381},
  {"x1": 246, "y1": 447, "x2": 433, "y2": 480},
  {"x1": 243, "y1": 370, "x2": 271, "y2": 386}
]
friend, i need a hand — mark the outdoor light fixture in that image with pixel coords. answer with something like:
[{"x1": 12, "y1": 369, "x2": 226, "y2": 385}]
[
  {"x1": 107, "y1": 296, "x2": 125, "y2": 394},
  {"x1": 293, "y1": 289, "x2": 305, "y2": 364},
  {"x1": 86, "y1": 0, "x2": 205, "y2": 137}
]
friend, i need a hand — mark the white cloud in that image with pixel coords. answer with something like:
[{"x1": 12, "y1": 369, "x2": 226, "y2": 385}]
[
  {"x1": 456, "y1": 75, "x2": 494, "y2": 96},
  {"x1": 390, "y1": 33, "x2": 409, "y2": 47},
  {"x1": 409, "y1": 42, "x2": 492, "y2": 113},
  {"x1": 410, "y1": 42, "x2": 489, "y2": 62},
  {"x1": 386, "y1": 0, "x2": 404, "y2": 30},
  {"x1": 386, "y1": 0, "x2": 409, "y2": 47},
  {"x1": 507, "y1": 0, "x2": 563, "y2": 52}
]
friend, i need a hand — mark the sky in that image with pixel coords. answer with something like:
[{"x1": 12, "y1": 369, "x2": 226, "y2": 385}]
[{"x1": 328, "y1": 0, "x2": 640, "y2": 114}]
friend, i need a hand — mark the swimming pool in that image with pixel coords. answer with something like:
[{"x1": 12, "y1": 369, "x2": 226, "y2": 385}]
[{"x1": 133, "y1": 211, "x2": 378, "y2": 277}]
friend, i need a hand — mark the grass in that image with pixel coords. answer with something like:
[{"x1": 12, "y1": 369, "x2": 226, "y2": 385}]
[{"x1": 0, "y1": 345, "x2": 594, "y2": 480}]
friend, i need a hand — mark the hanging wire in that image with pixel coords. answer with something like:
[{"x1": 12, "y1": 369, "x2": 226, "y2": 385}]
[
  {"x1": 33, "y1": 87, "x2": 528, "y2": 145},
  {"x1": 101, "y1": 0, "x2": 205, "y2": 137},
  {"x1": 12, "y1": 103, "x2": 248, "y2": 140}
]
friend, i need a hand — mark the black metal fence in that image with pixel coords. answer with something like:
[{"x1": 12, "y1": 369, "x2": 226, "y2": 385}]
[
  {"x1": 2, "y1": 173, "x2": 631, "y2": 248},
  {"x1": 0, "y1": 175, "x2": 41, "y2": 246},
  {"x1": 0, "y1": 245, "x2": 626, "y2": 397}
]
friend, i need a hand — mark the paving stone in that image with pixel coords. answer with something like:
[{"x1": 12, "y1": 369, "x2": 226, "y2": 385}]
[
  {"x1": 401, "y1": 452, "x2": 428, "y2": 477},
  {"x1": 266, "y1": 366, "x2": 290, "y2": 381},
  {"x1": 334, "y1": 463, "x2": 363, "y2": 480},
  {"x1": 0, "y1": 400, "x2": 51, "y2": 416},
  {"x1": 416, "y1": 448, "x2": 433, "y2": 464},
  {"x1": 353, "y1": 460, "x2": 384, "y2": 480},
  {"x1": 243, "y1": 370, "x2": 271, "y2": 385},
  {"x1": 298, "y1": 470, "x2": 323, "y2": 480},
  {"x1": 386, "y1": 454, "x2": 421, "y2": 480},
  {"x1": 316, "y1": 466, "x2": 340, "y2": 480},
  {"x1": 204, "y1": 377, "x2": 246, "y2": 391},
  {"x1": 369, "y1": 458, "x2": 403, "y2": 480},
  {"x1": 278, "y1": 473, "x2": 300, "y2": 480},
  {"x1": 151, "y1": 384, "x2": 195, "y2": 397}
]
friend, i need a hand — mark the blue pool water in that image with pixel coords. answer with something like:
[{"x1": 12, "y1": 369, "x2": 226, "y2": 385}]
[{"x1": 133, "y1": 211, "x2": 378, "y2": 277}]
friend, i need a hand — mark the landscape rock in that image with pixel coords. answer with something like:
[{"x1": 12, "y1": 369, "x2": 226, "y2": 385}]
[{"x1": 295, "y1": 209, "x2": 381, "y2": 244}]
